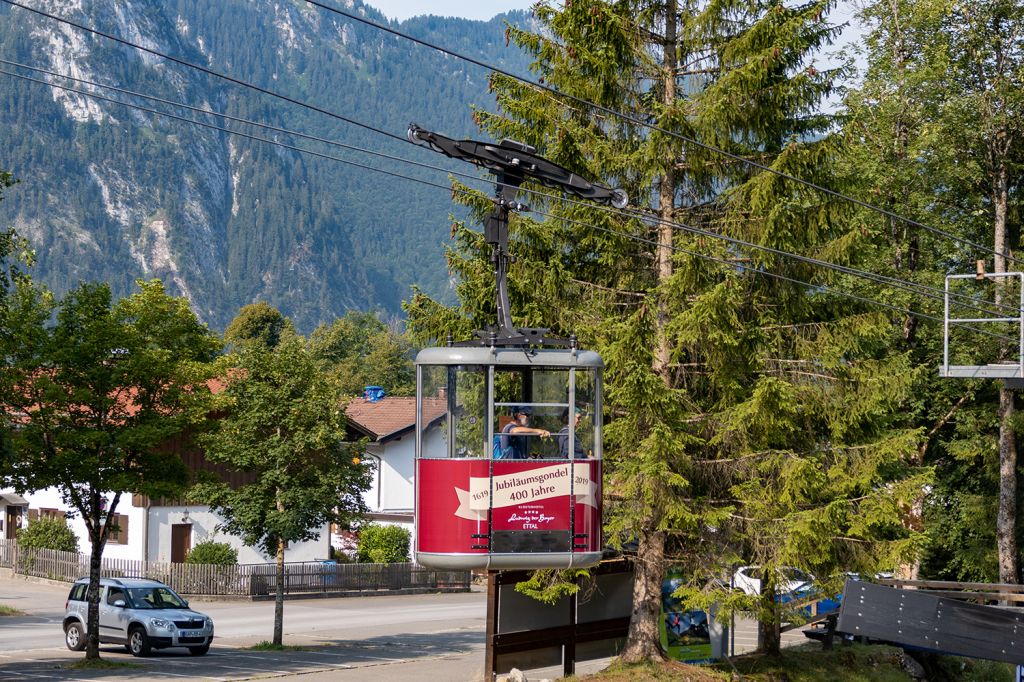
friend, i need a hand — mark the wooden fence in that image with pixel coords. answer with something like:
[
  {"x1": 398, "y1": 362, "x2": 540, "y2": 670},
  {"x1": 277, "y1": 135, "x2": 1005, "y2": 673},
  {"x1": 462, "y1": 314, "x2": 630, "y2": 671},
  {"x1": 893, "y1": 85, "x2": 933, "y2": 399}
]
[
  {"x1": 0, "y1": 539, "x2": 469, "y2": 596},
  {"x1": 878, "y1": 577, "x2": 1024, "y2": 604}
]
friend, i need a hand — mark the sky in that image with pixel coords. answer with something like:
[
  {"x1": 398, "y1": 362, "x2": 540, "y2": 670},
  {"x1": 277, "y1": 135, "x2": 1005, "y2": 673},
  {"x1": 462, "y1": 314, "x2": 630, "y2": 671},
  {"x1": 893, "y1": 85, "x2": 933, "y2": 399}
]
[{"x1": 367, "y1": 0, "x2": 536, "y2": 22}]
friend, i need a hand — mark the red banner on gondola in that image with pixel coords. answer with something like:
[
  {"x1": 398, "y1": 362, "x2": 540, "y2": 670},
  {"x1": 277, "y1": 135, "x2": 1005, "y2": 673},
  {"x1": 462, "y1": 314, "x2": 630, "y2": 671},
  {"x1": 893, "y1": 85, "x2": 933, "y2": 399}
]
[{"x1": 417, "y1": 458, "x2": 602, "y2": 556}]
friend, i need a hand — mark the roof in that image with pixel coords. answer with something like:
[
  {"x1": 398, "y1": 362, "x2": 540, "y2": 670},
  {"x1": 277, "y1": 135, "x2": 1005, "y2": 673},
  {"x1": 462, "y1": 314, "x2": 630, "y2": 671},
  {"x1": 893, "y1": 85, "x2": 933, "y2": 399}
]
[
  {"x1": 416, "y1": 346, "x2": 604, "y2": 368},
  {"x1": 344, "y1": 396, "x2": 446, "y2": 443},
  {"x1": 0, "y1": 492, "x2": 28, "y2": 506}
]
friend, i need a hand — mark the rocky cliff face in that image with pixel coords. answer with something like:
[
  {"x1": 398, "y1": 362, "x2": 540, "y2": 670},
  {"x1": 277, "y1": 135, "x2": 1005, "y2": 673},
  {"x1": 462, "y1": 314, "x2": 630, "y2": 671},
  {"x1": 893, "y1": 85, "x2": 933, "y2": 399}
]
[{"x1": 0, "y1": 0, "x2": 531, "y2": 330}]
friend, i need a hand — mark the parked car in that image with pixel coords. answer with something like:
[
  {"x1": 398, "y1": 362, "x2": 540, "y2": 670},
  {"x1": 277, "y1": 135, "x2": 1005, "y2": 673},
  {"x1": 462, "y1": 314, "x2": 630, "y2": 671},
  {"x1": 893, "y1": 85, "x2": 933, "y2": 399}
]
[
  {"x1": 732, "y1": 566, "x2": 814, "y2": 597},
  {"x1": 63, "y1": 577, "x2": 214, "y2": 656}
]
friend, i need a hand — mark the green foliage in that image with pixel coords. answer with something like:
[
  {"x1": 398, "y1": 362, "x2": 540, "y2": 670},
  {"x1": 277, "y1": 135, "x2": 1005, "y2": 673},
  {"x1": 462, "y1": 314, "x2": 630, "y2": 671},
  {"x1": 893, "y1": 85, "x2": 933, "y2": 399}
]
[
  {"x1": 192, "y1": 333, "x2": 372, "y2": 556},
  {"x1": 2, "y1": 278, "x2": 220, "y2": 540},
  {"x1": 513, "y1": 568, "x2": 590, "y2": 605},
  {"x1": 224, "y1": 302, "x2": 291, "y2": 349},
  {"x1": 356, "y1": 524, "x2": 410, "y2": 564},
  {"x1": 841, "y1": 0, "x2": 1024, "y2": 582},
  {"x1": 308, "y1": 311, "x2": 415, "y2": 396},
  {"x1": 0, "y1": 2, "x2": 533, "y2": 331},
  {"x1": 408, "y1": 0, "x2": 927, "y2": 658},
  {"x1": 185, "y1": 539, "x2": 238, "y2": 566},
  {"x1": 16, "y1": 516, "x2": 79, "y2": 553}
]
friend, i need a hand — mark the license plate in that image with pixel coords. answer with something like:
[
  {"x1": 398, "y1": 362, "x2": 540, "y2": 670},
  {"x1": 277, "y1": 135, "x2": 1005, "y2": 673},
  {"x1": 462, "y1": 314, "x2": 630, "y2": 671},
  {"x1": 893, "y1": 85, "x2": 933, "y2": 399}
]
[{"x1": 183, "y1": 631, "x2": 201, "y2": 637}]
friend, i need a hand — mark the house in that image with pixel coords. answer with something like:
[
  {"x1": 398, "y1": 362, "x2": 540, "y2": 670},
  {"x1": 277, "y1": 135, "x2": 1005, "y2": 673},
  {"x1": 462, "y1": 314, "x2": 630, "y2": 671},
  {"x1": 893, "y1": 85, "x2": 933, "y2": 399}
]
[
  {"x1": 343, "y1": 392, "x2": 446, "y2": 535},
  {"x1": 2, "y1": 387, "x2": 448, "y2": 566}
]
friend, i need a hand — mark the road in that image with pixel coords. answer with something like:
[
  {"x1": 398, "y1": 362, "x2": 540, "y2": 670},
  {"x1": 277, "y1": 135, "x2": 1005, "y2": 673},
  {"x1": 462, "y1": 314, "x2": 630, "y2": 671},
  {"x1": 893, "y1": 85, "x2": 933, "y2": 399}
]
[
  {"x1": 0, "y1": 576, "x2": 495, "y2": 681},
  {"x1": 0, "y1": 575, "x2": 811, "y2": 680}
]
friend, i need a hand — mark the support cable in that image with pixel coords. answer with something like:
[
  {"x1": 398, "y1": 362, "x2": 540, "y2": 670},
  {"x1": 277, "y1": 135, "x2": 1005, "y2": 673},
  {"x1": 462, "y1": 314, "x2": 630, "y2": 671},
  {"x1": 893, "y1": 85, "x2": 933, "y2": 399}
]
[
  {"x1": 1, "y1": 67, "x2": 1012, "y2": 344},
  {"x1": 299, "y1": 0, "x2": 1024, "y2": 269},
  {"x1": 1, "y1": 1, "x2": 1014, "y2": 317},
  {"x1": 1, "y1": 64, "x2": 1016, "y2": 330}
]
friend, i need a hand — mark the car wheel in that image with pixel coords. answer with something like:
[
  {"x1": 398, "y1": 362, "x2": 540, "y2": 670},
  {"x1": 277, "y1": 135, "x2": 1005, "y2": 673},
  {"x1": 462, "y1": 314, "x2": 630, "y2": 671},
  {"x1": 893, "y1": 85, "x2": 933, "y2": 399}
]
[
  {"x1": 127, "y1": 626, "x2": 151, "y2": 657},
  {"x1": 64, "y1": 622, "x2": 86, "y2": 651},
  {"x1": 188, "y1": 644, "x2": 210, "y2": 656}
]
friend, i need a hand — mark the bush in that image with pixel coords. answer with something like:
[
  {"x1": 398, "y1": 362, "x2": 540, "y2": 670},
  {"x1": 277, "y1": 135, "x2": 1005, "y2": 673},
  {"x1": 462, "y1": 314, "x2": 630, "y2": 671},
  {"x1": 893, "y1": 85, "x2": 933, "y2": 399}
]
[
  {"x1": 185, "y1": 540, "x2": 238, "y2": 565},
  {"x1": 356, "y1": 524, "x2": 410, "y2": 563},
  {"x1": 17, "y1": 517, "x2": 78, "y2": 553}
]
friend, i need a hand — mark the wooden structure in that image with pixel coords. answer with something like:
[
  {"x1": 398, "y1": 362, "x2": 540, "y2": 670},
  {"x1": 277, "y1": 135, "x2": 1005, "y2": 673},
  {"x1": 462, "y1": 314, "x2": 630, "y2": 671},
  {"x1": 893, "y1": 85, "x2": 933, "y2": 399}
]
[{"x1": 485, "y1": 560, "x2": 632, "y2": 678}]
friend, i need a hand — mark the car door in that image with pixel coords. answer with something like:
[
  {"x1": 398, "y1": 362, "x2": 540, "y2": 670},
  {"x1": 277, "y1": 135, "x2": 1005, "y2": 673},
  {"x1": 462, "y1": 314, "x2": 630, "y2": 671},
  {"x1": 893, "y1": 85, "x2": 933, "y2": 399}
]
[{"x1": 99, "y1": 586, "x2": 129, "y2": 643}]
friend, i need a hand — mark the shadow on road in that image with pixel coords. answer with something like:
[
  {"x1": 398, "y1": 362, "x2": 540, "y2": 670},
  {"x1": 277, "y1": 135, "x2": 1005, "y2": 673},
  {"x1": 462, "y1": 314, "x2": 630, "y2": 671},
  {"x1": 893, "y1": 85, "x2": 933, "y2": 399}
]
[{"x1": 1, "y1": 630, "x2": 485, "y2": 680}]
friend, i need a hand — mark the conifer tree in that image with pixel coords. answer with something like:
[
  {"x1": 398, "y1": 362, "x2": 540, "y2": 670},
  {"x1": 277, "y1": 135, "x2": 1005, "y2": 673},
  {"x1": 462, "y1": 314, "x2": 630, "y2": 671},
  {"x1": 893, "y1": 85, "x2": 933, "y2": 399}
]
[
  {"x1": 841, "y1": 0, "x2": 1024, "y2": 585},
  {"x1": 407, "y1": 0, "x2": 927, "y2": 656}
]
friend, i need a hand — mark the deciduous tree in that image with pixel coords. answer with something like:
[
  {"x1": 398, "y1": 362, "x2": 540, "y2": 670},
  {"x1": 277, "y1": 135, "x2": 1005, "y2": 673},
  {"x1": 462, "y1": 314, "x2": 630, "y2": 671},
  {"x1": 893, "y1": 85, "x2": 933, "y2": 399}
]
[
  {"x1": 192, "y1": 334, "x2": 371, "y2": 646},
  {"x1": 1, "y1": 279, "x2": 219, "y2": 660}
]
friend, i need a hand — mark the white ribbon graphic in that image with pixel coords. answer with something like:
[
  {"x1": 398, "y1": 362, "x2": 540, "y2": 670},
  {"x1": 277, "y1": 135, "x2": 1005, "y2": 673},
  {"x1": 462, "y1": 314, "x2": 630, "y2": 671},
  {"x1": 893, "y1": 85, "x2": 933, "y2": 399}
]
[{"x1": 453, "y1": 463, "x2": 597, "y2": 520}]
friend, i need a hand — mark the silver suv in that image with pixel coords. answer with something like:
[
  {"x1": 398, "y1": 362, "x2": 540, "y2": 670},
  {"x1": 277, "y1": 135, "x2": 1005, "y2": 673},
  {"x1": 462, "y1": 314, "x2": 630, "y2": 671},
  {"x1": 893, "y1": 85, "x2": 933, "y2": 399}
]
[{"x1": 63, "y1": 577, "x2": 214, "y2": 656}]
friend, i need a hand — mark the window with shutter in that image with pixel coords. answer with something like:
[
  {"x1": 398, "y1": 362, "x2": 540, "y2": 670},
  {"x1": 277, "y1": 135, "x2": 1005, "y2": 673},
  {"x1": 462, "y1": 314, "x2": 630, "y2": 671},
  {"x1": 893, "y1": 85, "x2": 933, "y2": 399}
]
[{"x1": 108, "y1": 514, "x2": 130, "y2": 544}]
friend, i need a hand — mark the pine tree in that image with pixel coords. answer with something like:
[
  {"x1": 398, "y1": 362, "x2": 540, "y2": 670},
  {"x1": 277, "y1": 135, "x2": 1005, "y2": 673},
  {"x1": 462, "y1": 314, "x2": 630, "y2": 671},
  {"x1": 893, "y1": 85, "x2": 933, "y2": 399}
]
[{"x1": 407, "y1": 0, "x2": 928, "y2": 657}]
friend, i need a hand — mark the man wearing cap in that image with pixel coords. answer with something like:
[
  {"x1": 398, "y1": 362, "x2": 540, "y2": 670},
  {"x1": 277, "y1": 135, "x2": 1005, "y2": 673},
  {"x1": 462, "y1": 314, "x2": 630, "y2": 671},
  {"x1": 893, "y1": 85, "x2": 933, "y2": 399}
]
[
  {"x1": 500, "y1": 407, "x2": 550, "y2": 459},
  {"x1": 557, "y1": 407, "x2": 589, "y2": 458}
]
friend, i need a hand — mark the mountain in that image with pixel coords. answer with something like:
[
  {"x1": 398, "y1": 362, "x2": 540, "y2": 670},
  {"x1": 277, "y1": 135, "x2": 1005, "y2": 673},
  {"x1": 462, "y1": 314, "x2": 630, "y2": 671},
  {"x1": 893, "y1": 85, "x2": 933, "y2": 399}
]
[{"x1": 0, "y1": 0, "x2": 534, "y2": 332}]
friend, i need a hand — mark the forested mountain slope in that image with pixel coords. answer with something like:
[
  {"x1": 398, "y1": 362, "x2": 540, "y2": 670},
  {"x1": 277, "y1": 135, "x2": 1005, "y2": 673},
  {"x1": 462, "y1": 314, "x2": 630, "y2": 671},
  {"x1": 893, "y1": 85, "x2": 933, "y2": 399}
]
[{"x1": 0, "y1": 0, "x2": 532, "y2": 331}]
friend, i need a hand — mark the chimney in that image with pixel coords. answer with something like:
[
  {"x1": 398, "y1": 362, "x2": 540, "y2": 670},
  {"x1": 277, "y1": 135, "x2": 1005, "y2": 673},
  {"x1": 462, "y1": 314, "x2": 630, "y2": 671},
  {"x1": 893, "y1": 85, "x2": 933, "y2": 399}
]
[{"x1": 364, "y1": 386, "x2": 385, "y2": 403}]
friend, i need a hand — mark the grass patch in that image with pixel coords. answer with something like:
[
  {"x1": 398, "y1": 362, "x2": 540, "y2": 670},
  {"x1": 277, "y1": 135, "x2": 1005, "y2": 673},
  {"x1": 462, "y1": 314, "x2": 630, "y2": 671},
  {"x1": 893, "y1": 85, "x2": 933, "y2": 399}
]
[
  {"x1": 577, "y1": 659, "x2": 728, "y2": 681},
  {"x1": 249, "y1": 641, "x2": 308, "y2": 652},
  {"x1": 571, "y1": 644, "x2": 1015, "y2": 681},
  {"x1": 63, "y1": 658, "x2": 142, "y2": 670},
  {"x1": 709, "y1": 644, "x2": 911, "y2": 682},
  {"x1": 0, "y1": 605, "x2": 25, "y2": 616}
]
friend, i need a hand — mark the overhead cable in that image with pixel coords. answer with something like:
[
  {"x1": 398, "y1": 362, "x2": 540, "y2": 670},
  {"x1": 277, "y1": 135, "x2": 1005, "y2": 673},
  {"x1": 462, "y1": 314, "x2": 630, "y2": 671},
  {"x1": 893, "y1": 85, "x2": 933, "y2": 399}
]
[
  {"x1": 3, "y1": 0, "x2": 1016, "y2": 318},
  {"x1": 1, "y1": 62, "x2": 1015, "y2": 323},
  {"x1": 1, "y1": 67, "x2": 1014, "y2": 345},
  {"x1": 0, "y1": 0, "x2": 407, "y2": 144},
  {"x1": 300, "y1": 0, "x2": 1024, "y2": 269}
]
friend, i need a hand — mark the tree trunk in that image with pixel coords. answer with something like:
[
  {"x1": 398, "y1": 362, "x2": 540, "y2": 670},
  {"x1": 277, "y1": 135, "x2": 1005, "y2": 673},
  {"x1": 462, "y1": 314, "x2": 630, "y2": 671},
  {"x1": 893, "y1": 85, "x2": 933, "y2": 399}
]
[
  {"x1": 273, "y1": 484, "x2": 286, "y2": 645},
  {"x1": 85, "y1": 534, "x2": 103, "y2": 660},
  {"x1": 273, "y1": 535, "x2": 285, "y2": 645},
  {"x1": 619, "y1": 529, "x2": 668, "y2": 662},
  {"x1": 997, "y1": 388, "x2": 1018, "y2": 584},
  {"x1": 620, "y1": 0, "x2": 678, "y2": 662},
  {"x1": 757, "y1": 572, "x2": 781, "y2": 655},
  {"x1": 992, "y1": 156, "x2": 1018, "y2": 584}
]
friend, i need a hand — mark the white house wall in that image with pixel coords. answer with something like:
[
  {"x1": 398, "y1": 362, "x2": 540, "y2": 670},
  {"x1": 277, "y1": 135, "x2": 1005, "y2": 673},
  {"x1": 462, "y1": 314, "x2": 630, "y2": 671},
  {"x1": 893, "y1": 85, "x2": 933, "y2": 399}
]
[
  {"x1": 0, "y1": 487, "x2": 146, "y2": 561},
  {"x1": 1, "y1": 487, "x2": 331, "y2": 566},
  {"x1": 149, "y1": 506, "x2": 331, "y2": 565},
  {"x1": 363, "y1": 426, "x2": 446, "y2": 514}
]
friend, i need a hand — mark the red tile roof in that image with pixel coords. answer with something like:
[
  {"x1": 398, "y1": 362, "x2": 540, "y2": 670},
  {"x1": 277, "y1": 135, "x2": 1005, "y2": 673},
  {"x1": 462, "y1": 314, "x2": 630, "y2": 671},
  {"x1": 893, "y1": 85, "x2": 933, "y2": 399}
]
[{"x1": 344, "y1": 396, "x2": 446, "y2": 442}]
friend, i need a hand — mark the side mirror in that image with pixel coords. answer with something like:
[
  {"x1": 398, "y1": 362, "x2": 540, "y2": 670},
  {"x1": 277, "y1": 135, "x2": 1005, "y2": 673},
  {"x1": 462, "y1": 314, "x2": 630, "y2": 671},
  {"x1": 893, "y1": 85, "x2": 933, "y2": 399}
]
[{"x1": 114, "y1": 600, "x2": 126, "y2": 608}]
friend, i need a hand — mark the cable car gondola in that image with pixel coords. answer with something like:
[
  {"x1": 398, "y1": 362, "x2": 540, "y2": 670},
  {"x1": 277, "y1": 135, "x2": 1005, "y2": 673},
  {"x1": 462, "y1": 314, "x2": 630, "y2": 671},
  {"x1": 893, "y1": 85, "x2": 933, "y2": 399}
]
[{"x1": 407, "y1": 125, "x2": 626, "y2": 570}]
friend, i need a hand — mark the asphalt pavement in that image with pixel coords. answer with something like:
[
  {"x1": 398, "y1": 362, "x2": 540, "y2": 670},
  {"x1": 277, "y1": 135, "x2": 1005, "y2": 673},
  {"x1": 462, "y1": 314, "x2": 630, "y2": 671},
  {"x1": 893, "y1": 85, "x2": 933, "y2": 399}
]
[
  {"x1": 0, "y1": 573, "x2": 805, "y2": 681},
  {"x1": 0, "y1": 574, "x2": 495, "y2": 681}
]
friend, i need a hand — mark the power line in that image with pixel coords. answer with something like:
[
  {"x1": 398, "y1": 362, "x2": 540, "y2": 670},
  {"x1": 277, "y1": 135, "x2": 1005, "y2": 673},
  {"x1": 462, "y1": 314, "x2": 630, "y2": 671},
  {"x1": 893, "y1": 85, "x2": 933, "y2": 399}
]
[
  {"x1": 2, "y1": 60, "x2": 1016, "y2": 324},
  {"x1": 4, "y1": 0, "x2": 1016, "y2": 319},
  {"x1": 0, "y1": 0, "x2": 407, "y2": 144},
  {"x1": 301, "y1": 0, "x2": 1024, "y2": 270},
  {"x1": 1, "y1": 67, "x2": 1014, "y2": 345},
  {"x1": 7, "y1": 57, "x2": 1011, "y2": 322},
  {"x1": 0, "y1": 57, "x2": 494, "y2": 193}
]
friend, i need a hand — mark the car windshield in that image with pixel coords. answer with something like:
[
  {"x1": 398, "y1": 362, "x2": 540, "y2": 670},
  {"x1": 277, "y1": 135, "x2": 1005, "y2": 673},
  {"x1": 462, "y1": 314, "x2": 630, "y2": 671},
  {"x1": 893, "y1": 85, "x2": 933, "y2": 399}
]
[
  {"x1": 125, "y1": 586, "x2": 188, "y2": 609},
  {"x1": 780, "y1": 568, "x2": 811, "y2": 583}
]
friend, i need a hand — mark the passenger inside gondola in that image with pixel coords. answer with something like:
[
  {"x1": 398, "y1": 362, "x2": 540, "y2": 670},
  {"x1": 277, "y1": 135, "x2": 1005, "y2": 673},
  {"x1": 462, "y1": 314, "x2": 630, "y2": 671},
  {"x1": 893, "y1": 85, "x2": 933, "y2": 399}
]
[
  {"x1": 495, "y1": 407, "x2": 550, "y2": 459},
  {"x1": 557, "y1": 407, "x2": 590, "y2": 458}
]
